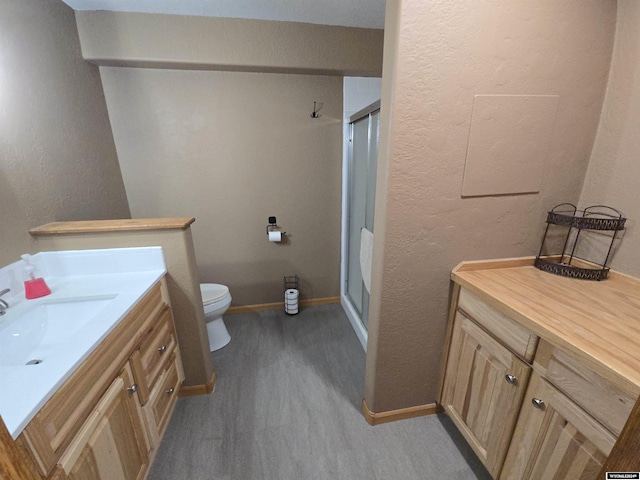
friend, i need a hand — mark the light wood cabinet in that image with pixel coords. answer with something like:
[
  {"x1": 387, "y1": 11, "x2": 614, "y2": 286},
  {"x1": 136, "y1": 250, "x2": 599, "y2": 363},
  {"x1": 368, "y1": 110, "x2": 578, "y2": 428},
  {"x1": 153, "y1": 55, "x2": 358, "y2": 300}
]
[
  {"x1": 500, "y1": 372, "x2": 615, "y2": 480},
  {"x1": 18, "y1": 278, "x2": 184, "y2": 480},
  {"x1": 441, "y1": 312, "x2": 531, "y2": 477},
  {"x1": 19, "y1": 286, "x2": 164, "y2": 475},
  {"x1": 441, "y1": 259, "x2": 640, "y2": 480},
  {"x1": 441, "y1": 290, "x2": 623, "y2": 479}
]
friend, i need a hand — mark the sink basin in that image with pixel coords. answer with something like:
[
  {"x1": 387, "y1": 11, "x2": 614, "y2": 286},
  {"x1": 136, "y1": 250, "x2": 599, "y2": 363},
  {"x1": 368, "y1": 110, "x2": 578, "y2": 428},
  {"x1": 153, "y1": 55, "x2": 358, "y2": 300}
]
[{"x1": 0, "y1": 296, "x2": 117, "y2": 367}]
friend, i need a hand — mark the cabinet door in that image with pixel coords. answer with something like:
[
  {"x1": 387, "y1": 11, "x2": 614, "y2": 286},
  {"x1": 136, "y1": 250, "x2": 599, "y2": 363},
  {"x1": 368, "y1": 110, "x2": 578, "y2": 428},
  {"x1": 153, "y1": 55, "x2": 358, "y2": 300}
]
[
  {"x1": 143, "y1": 350, "x2": 184, "y2": 448},
  {"x1": 59, "y1": 363, "x2": 149, "y2": 480},
  {"x1": 441, "y1": 312, "x2": 531, "y2": 477},
  {"x1": 500, "y1": 372, "x2": 616, "y2": 480}
]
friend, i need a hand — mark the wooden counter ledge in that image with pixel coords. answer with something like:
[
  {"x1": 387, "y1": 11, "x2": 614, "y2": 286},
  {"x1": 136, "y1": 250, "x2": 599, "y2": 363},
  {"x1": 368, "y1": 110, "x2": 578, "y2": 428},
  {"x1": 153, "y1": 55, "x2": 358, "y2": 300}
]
[{"x1": 30, "y1": 218, "x2": 196, "y2": 235}]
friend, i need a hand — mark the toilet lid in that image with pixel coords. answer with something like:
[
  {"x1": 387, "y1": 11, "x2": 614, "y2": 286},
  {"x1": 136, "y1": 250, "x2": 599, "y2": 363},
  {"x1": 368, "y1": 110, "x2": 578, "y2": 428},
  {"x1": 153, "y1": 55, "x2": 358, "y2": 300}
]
[{"x1": 200, "y1": 284, "x2": 229, "y2": 305}]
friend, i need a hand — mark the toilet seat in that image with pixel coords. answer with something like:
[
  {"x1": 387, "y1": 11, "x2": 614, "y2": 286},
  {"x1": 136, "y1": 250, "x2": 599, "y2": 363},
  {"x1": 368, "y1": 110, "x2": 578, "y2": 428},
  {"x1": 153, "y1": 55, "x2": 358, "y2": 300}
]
[{"x1": 200, "y1": 284, "x2": 230, "y2": 306}]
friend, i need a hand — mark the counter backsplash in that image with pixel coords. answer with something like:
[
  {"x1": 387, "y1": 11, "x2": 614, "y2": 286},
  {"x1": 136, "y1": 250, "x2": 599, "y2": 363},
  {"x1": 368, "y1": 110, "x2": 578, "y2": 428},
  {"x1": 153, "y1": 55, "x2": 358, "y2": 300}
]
[{"x1": 0, "y1": 247, "x2": 166, "y2": 305}]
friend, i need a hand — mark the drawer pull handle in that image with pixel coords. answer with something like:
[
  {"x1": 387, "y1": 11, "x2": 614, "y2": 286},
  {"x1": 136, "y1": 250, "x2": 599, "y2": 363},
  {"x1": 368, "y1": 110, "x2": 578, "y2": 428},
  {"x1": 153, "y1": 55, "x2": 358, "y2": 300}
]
[
  {"x1": 127, "y1": 384, "x2": 138, "y2": 394},
  {"x1": 532, "y1": 398, "x2": 545, "y2": 409},
  {"x1": 505, "y1": 374, "x2": 517, "y2": 385},
  {"x1": 158, "y1": 345, "x2": 167, "y2": 354},
  {"x1": 166, "y1": 387, "x2": 175, "y2": 395}
]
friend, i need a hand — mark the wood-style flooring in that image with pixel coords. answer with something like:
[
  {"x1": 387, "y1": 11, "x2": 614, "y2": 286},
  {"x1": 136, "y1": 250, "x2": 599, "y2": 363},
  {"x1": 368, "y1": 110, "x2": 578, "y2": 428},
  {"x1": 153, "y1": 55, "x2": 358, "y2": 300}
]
[{"x1": 148, "y1": 304, "x2": 491, "y2": 480}]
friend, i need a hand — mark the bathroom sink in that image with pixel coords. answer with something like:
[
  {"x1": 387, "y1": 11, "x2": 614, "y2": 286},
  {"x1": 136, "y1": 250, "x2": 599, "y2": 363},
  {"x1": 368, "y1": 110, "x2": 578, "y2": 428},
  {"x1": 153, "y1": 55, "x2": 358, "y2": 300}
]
[{"x1": 0, "y1": 296, "x2": 117, "y2": 367}]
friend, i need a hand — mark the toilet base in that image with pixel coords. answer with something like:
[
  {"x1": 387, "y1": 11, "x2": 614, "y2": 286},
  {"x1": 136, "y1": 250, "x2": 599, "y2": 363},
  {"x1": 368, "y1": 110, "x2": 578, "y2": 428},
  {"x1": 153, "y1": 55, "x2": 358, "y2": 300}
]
[{"x1": 206, "y1": 317, "x2": 231, "y2": 352}]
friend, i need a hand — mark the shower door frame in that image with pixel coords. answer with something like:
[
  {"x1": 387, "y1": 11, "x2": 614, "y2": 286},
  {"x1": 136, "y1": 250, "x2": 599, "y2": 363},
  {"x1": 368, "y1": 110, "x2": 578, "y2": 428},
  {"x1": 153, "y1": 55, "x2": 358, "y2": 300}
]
[{"x1": 341, "y1": 100, "x2": 380, "y2": 352}]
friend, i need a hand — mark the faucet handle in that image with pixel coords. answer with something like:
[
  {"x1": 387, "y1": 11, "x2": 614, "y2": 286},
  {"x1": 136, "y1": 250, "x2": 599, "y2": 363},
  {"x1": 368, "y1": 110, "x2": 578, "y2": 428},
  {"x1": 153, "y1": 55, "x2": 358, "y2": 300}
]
[{"x1": 0, "y1": 288, "x2": 9, "y2": 314}]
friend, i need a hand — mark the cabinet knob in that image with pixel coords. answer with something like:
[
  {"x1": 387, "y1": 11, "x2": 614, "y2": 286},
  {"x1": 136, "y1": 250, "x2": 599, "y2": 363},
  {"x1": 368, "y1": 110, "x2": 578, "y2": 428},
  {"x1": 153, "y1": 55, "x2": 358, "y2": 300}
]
[
  {"x1": 166, "y1": 387, "x2": 175, "y2": 395},
  {"x1": 504, "y1": 374, "x2": 518, "y2": 385},
  {"x1": 158, "y1": 345, "x2": 167, "y2": 354},
  {"x1": 127, "y1": 384, "x2": 138, "y2": 394},
  {"x1": 532, "y1": 398, "x2": 545, "y2": 409}
]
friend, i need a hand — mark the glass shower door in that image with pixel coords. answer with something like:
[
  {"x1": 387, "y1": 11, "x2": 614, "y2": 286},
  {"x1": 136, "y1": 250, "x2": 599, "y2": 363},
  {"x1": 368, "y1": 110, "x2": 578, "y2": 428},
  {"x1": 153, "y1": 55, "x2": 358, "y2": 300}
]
[{"x1": 346, "y1": 108, "x2": 379, "y2": 330}]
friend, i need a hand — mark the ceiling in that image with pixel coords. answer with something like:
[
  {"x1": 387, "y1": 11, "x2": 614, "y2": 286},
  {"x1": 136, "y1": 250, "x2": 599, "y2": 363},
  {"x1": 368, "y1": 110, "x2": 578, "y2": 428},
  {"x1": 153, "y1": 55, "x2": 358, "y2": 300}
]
[{"x1": 59, "y1": 0, "x2": 386, "y2": 29}]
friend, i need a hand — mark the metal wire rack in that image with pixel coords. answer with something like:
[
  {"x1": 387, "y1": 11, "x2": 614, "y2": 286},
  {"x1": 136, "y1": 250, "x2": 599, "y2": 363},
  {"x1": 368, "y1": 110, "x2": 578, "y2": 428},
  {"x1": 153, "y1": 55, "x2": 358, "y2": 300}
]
[{"x1": 534, "y1": 204, "x2": 626, "y2": 281}]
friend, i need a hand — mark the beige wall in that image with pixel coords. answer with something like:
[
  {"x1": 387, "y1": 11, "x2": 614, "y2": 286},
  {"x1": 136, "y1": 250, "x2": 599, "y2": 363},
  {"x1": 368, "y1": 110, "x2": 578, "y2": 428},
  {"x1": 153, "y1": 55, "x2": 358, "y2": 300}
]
[
  {"x1": 366, "y1": 0, "x2": 617, "y2": 412},
  {"x1": 100, "y1": 69, "x2": 343, "y2": 305},
  {"x1": 579, "y1": 0, "x2": 640, "y2": 277},
  {"x1": 75, "y1": 11, "x2": 384, "y2": 77},
  {"x1": 0, "y1": 0, "x2": 130, "y2": 267}
]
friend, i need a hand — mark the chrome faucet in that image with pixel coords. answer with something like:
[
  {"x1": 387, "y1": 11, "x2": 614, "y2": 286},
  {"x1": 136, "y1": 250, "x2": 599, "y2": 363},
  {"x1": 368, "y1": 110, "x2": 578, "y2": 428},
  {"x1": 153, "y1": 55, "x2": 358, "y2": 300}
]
[{"x1": 0, "y1": 288, "x2": 10, "y2": 316}]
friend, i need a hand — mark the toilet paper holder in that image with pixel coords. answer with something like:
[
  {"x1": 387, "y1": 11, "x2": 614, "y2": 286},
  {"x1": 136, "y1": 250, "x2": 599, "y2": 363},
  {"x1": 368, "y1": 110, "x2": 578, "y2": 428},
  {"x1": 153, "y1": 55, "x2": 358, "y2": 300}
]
[{"x1": 266, "y1": 216, "x2": 286, "y2": 236}]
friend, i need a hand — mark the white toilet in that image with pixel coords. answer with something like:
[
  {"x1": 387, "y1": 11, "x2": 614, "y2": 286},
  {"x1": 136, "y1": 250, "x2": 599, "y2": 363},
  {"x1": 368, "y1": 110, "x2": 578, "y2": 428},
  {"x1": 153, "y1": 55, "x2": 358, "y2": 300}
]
[{"x1": 200, "y1": 283, "x2": 232, "y2": 352}]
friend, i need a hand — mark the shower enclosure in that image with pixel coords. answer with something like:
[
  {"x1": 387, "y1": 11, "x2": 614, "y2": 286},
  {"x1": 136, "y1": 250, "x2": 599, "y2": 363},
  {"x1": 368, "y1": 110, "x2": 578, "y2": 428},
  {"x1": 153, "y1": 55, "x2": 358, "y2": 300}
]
[{"x1": 342, "y1": 100, "x2": 380, "y2": 350}]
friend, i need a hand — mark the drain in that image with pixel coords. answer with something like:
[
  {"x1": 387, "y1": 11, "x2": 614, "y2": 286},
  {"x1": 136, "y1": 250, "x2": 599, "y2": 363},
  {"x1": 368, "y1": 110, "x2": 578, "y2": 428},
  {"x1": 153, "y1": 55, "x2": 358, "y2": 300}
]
[{"x1": 26, "y1": 359, "x2": 43, "y2": 365}]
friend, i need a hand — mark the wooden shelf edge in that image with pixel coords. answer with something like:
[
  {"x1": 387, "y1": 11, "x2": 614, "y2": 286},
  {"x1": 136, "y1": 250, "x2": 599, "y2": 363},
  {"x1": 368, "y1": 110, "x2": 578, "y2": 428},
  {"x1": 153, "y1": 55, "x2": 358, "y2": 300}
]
[{"x1": 30, "y1": 218, "x2": 195, "y2": 236}]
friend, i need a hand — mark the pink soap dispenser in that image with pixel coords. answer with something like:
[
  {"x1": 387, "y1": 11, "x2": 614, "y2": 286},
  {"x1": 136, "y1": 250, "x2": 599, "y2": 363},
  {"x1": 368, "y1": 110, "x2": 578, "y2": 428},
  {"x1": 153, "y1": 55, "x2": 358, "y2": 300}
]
[{"x1": 22, "y1": 254, "x2": 51, "y2": 299}]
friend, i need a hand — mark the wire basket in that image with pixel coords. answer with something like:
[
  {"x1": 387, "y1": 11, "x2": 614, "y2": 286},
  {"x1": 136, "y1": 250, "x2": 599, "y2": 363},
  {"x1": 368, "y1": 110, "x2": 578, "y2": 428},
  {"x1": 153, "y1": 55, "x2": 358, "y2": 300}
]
[
  {"x1": 283, "y1": 275, "x2": 299, "y2": 290},
  {"x1": 535, "y1": 204, "x2": 626, "y2": 280}
]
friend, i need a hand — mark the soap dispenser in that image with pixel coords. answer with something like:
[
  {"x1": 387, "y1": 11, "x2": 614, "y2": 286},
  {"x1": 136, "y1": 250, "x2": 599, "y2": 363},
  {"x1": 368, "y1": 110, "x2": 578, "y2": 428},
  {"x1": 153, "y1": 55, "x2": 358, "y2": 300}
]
[{"x1": 22, "y1": 254, "x2": 51, "y2": 299}]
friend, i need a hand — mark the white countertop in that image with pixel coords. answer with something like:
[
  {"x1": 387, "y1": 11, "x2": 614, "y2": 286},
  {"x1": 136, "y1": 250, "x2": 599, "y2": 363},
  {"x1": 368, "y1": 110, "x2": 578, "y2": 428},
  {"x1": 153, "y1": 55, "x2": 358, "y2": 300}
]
[{"x1": 0, "y1": 248, "x2": 167, "y2": 438}]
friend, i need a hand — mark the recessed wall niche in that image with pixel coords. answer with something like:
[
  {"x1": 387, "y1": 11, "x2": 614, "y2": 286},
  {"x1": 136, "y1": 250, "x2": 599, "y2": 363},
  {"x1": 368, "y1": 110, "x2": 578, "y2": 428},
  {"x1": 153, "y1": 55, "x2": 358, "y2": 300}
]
[{"x1": 461, "y1": 94, "x2": 560, "y2": 197}]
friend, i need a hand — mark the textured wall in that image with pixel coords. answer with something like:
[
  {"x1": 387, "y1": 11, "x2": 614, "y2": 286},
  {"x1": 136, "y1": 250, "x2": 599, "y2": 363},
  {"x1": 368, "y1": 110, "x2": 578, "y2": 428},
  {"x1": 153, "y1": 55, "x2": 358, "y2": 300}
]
[
  {"x1": 366, "y1": 0, "x2": 617, "y2": 412},
  {"x1": 100, "y1": 69, "x2": 343, "y2": 305},
  {"x1": 75, "y1": 11, "x2": 384, "y2": 76},
  {"x1": 579, "y1": 0, "x2": 640, "y2": 277},
  {"x1": 0, "y1": 0, "x2": 130, "y2": 267}
]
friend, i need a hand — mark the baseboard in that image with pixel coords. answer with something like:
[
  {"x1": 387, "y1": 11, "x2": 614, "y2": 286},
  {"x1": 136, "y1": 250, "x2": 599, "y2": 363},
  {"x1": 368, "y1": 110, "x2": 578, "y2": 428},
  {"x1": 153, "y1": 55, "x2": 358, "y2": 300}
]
[
  {"x1": 227, "y1": 296, "x2": 340, "y2": 315},
  {"x1": 303, "y1": 296, "x2": 341, "y2": 307},
  {"x1": 361, "y1": 399, "x2": 443, "y2": 426},
  {"x1": 179, "y1": 370, "x2": 217, "y2": 397},
  {"x1": 227, "y1": 302, "x2": 280, "y2": 314}
]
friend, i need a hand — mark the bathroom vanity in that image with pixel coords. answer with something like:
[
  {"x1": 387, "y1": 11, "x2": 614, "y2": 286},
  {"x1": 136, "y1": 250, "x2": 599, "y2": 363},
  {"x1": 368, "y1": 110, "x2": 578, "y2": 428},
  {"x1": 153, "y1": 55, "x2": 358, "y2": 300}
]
[
  {"x1": 438, "y1": 258, "x2": 640, "y2": 479},
  {"x1": 0, "y1": 248, "x2": 184, "y2": 479}
]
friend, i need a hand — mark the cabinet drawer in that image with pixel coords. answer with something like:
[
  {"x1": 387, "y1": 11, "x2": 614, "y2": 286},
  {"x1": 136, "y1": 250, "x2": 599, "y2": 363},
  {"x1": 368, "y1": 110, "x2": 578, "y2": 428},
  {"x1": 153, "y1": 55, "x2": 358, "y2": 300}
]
[
  {"x1": 534, "y1": 340, "x2": 636, "y2": 436},
  {"x1": 131, "y1": 306, "x2": 177, "y2": 404},
  {"x1": 458, "y1": 288, "x2": 539, "y2": 361},
  {"x1": 143, "y1": 351, "x2": 184, "y2": 447}
]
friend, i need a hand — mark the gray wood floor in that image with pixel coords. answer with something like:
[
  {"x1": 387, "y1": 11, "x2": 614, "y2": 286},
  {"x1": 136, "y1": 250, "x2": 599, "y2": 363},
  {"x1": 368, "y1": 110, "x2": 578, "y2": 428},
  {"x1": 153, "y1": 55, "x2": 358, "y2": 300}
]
[{"x1": 148, "y1": 304, "x2": 491, "y2": 480}]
